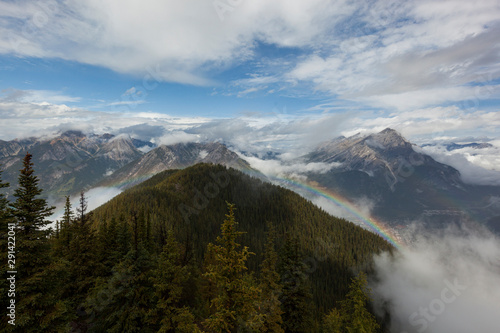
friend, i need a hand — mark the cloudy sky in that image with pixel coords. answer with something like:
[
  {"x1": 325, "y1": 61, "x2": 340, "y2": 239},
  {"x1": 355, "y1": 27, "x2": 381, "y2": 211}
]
[{"x1": 1, "y1": 0, "x2": 500, "y2": 159}]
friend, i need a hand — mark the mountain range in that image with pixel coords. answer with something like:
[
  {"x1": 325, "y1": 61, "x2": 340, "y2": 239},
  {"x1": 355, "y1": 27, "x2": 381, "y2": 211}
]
[
  {"x1": 1, "y1": 128, "x2": 498, "y2": 234},
  {"x1": 304, "y1": 128, "x2": 500, "y2": 231},
  {"x1": 0, "y1": 131, "x2": 249, "y2": 200}
]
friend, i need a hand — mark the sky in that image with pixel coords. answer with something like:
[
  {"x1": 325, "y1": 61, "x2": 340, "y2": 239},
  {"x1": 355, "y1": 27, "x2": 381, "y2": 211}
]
[
  {"x1": 1, "y1": 0, "x2": 500, "y2": 169},
  {"x1": 3, "y1": 4, "x2": 500, "y2": 331}
]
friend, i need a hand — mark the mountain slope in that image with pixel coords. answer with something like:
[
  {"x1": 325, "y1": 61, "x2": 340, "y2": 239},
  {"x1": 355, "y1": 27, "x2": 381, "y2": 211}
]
[
  {"x1": 91, "y1": 163, "x2": 393, "y2": 310},
  {"x1": 0, "y1": 131, "x2": 144, "y2": 200},
  {"x1": 96, "y1": 142, "x2": 253, "y2": 189},
  {"x1": 305, "y1": 128, "x2": 500, "y2": 229}
]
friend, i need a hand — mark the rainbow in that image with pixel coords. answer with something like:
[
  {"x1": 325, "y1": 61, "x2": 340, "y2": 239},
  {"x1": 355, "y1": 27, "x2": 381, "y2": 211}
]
[
  {"x1": 102, "y1": 165, "x2": 406, "y2": 250},
  {"x1": 271, "y1": 175, "x2": 405, "y2": 250},
  {"x1": 104, "y1": 173, "x2": 159, "y2": 189}
]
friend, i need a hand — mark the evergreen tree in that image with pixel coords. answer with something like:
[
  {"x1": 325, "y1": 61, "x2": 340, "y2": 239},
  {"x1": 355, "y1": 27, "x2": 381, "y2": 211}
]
[
  {"x1": 85, "y1": 245, "x2": 154, "y2": 332},
  {"x1": 147, "y1": 230, "x2": 200, "y2": 332},
  {"x1": 322, "y1": 308, "x2": 342, "y2": 333},
  {"x1": 259, "y1": 222, "x2": 284, "y2": 333},
  {"x1": 279, "y1": 237, "x2": 314, "y2": 333},
  {"x1": 203, "y1": 203, "x2": 262, "y2": 332},
  {"x1": 11, "y1": 153, "x2": 54, "y2": 245},
  {"x1": 76, "y1": 191, "x2": 88, "y2": 226},
  {"x1": 337, "y1": 272, "x2": 379, "y2": 333},
  {"x1": 9, "y1": 153, "x2": 68, "y2": 331},
  {"x1": 61, "y1": 195, "x2": 73, "y2": 249},
  {"x1": 64, "y1": 191, "x2": 100, "y2": 328}
]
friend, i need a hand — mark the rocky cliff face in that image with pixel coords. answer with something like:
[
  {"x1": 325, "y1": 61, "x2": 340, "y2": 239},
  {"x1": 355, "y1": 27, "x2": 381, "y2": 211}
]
[
  {"x1": 0, "y1": 131, "x2": 253, "y2": 202},
  {"x1": 308, "y1": 128, "x2": 462, "y2": 191},
  {"x1": 304, "y1": 128, "x2": 499, "y2": 229},
  {"x1": 0, "y1": 131, "x2": 144, "y2": 200},
  {"x1": 97, "y1": 142, "x2": 251, "y2": 189}
]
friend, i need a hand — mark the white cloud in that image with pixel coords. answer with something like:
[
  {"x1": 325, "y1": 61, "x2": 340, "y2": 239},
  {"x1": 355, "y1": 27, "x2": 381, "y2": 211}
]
[
  {"x1": 106, "y1": 100, "x2": 145, "y2": 107},
  {"x1": 1, "y1": 88, "x2": 81, "y2": 104},
  {"x1": 155, "y1": 131, "x2": 200, "y2": 146},
  {"x1": 283, "y1": 1, "x2": 500, "y2": 109},
  {"x1": 198, "y1": 149, "x2": 209, "y2": 159},
  {"x1": 85, "y1": 186, "x2": 123, "y2": 211},
  {"x1": 340, "y1": 106, "x2": 500, "y2": 142},
  {"x1": 50, "y1": 186, "x2": 122, "y2": 221},
  {"x1": 417, "y1": 144, "x2": 500, "y2": 185},
  {"x1": 0, "y1": 0, "x2": 354, "y2": 85},
  {"x1": 0, "y1": 89, "x2": 213, "y2": 140},
  {"x1": 2, "y1": 0, "x2": 497, "y2": 109},
  {"x1": 372, "y1": 229, "x2": 500, "y2": 333},
  {"x1": 241, "y1": 154, "x2": 340, "y2": 179}
]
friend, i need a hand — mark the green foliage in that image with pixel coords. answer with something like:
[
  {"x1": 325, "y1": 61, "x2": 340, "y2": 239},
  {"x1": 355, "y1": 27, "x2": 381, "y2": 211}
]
[
  {"x1": 91, "y1": 164, "x2": 393, "y2": 310},
  {"x1": 259, "y1": 222, "x2": 284, "y2": 333},
  {"x1": 11, "y1": 153, "x2": 55, "y2": 237},
  {"x1": 0, "y1": 161, "x2": 393, "y2": 331},
  {"x1": 52, "y1": 196, "x2": 73, "y2": 256},
  {"x1": 279, "y1": 237, "x2": 314, "y2": 333},
  {"x1": 322, "y1": 308, "x2": 342, "y2": 333},
  {"x1": 85, "y1": 246, "x2": 154, "y2": 332},
  {"x1": 323, "y1": 272, "x2": 380, "y2": 333},
  {"x1": 147, "y1": 230, "x2": 200, "y2": 332},
  {"x1": 337, "y1": 272, "x2": 379, "y2": 333},
  {"x1": 8, "y1": 153, "x2": 69, "y2": 332},
  {"x1": 203, "y1": 203, "x2": 262, "y2": 332}
]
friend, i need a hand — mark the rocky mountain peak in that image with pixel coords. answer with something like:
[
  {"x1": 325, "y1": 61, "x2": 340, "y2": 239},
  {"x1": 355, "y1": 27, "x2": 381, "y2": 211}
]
[
  {"x1": 96, "y1": 141, "x2": 251, "y2": 190},
  {"x1": 363, "y1": 128, "x2": 410, "y2": 150},
  {"x1": 101, "y1": 135, "x2": 141, "y2": 161}
]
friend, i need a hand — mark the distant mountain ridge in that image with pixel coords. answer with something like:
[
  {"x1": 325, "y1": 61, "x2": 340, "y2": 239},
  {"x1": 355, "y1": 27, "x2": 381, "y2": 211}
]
[
  {"x1": 0, "y1": 131, "x2": 144, "y2": 199},
  {"x1": 421, "y1": 142, "x2": 494, "y2": 151},
  {"x1": 97, "y1": 142, "x2": 252, "y2": 189},
  {"x1": 308, "y1": 128, "x2": 463, "y2": 191},
  {"x1": 1, "y1": 128, "x2": 498, "y2": 234},
  {"x1": 0, "y1": 131, "x2": 252, "y2": 201},
  {"x1": 303, "y1": 128, "x2": 500, "y2": 231}
]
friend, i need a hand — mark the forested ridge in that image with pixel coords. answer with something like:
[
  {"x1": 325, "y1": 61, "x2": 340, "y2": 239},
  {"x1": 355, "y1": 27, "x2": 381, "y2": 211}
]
[{"x1": 1, "y1": 155, "x2": 392, "y2": 332}]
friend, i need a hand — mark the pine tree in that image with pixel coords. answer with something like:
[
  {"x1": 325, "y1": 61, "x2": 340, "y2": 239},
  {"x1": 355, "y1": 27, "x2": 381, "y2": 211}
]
[
  {"x1": 75, "y1": 191, "x2": 88, "y2": 226},
  {"x1": 203, "y1": 203, "x2": 262, "y2": 332},
  {"x1": 61, "y1": 195, "x2": 73, "y2": 249},
  {"x1": 337, "y1": 272, "x2": 379, "y2": 333},
  {"x1": 65, "y1": 191, "x2": 99, "y2": 328},
  {"x1": 9, "y1": 153, "x2": 68, "y2": 331},
  {"x1": 279, "y1": 237, "x2": 314, "y2": 333},
  {"x1": 322, "y1": 308, "x2": 342, "y2": 333},
  {"x1": 259, "y1": 222, "x2": 284, "y2": 332},
  {"x1": 11, "y1": 153, "x2": 54, "y2": 245},
  {"x1": 147, "y1": 230, "x2": 200, "y2": 332},
  {"x1": 85, "y1": 245, "x2": 154, "y2": 332}
]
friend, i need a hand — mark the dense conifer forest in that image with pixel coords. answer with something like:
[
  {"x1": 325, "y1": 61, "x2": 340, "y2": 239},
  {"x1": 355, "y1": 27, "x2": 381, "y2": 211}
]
[{"x1": 1, "y1": 154, "x2": 393, "y2": 332}]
